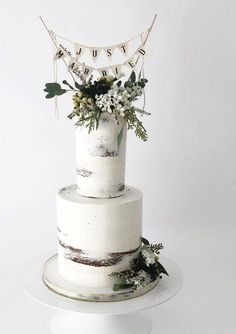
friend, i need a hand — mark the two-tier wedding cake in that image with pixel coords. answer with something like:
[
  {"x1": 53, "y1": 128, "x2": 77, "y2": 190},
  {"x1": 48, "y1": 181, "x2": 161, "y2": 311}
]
[
  {"x1": 57, "y1": 114, "x2": 143, "y2": 288},
  {"x1": 46, "y1": 74, "x2": 169, "y2": 300},
  {"x1": 42, "y1": 20, "x2": 168, "y2": 301}
]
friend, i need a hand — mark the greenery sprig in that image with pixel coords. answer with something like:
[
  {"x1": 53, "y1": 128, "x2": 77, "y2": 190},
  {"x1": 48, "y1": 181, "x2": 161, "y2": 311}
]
[
  {"x1": 124, "y1": 110, "x2": 148, "y2": 142},
  {"x1": 43, "y1": 71, "x2": 150, "y2": 141},
  {"x1": 110, "y1": 237, "x2": 168, "y2": 292}
]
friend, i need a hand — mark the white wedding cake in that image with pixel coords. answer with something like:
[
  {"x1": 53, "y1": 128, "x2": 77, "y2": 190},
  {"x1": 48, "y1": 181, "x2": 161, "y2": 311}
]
[
  {"x1": 57, "y1": 116, "x2": 143, "y2": 288},
  {"x1": 41, "y1": 72, "x2": 169, "y2": 300}
]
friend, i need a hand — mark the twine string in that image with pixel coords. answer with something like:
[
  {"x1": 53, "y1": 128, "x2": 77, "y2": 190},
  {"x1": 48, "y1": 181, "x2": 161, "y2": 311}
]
[
  {"x1": 140, "y1": 32, "x2": 146, "y2": 113},
  {"x1": 51, "y1": 30, "x2": 59, "y2": 119},
  {"x1": 53, "y1": 29, "x2": 149, "y2": 49}
]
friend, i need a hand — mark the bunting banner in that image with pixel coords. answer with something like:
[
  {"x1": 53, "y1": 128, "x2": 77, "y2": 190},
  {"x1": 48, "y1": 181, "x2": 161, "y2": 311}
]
[
  {"x1": 53, "y1": 42, "x2": 147, "y2": 77},
  {"x1": 39, "y1": 14, "x2": 157, "y2": 119},
  {"x1": 52, "y1": 28, "x2": 149, "y2": 62},
  {"x1": 43, "y1": 15, "x2": 155, "y2": 81}
]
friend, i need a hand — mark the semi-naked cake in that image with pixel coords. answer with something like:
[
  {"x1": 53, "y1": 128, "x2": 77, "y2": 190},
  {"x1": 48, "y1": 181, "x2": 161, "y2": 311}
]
[
  {"x1": 57, "y1": 186, "x2": 142, "y2": 288},
  {"x1": 57, "y1": 117, "x2": 143, "y2": 288}
]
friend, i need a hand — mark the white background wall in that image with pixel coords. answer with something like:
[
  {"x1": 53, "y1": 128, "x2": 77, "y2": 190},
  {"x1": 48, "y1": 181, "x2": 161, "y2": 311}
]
[{"x1": 0, "y1": 0, "x2": 235, "y2": 333}]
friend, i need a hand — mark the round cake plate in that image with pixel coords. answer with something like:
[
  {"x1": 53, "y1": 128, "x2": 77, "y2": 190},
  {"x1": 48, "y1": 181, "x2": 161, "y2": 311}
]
[
  {"x1": 21, "y1": 251, "x2": 183, "y2": 334},
  {"x1": 43, "y1": 254, "x2": 161, "y2": 302}
]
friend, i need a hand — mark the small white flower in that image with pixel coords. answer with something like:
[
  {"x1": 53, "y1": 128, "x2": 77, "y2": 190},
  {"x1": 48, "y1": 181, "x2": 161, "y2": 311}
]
[
  {"x1": 95, "y1": 84, "x2": 137, "y2": 116},
  {"x1": 130, "y1": 270, "x2": 152, "y2": 290},
  {"x1": 142, "y1": 246, "x2": 157, "y2": 267}
]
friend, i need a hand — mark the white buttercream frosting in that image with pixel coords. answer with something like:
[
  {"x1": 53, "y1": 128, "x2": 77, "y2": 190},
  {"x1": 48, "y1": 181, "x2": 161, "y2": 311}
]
[
  {"x1": 75, "y1": 113, "x2": 127, "y2": 198},
  {"x1": 57, "y1": 185, "x2": 142, "y2": 288}
]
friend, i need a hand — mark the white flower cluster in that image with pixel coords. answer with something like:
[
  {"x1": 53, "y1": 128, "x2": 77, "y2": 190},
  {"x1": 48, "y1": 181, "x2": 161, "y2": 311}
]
[
  {"x1": 141, "y1": 245, "x2": 158, "y2": 267},
  {"x1": 95, "y1": 84, "x2": 144, "y2": 117},
  {"x1": 127, "y1": 270, "x2": 152, "y2": 290},
  {"x1": 95, "y1": 86, "x2": 130, "y2": 117}
]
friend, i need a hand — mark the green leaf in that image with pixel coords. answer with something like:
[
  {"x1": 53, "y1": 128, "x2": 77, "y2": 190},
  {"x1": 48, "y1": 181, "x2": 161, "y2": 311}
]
[
  {"x1": 141, "y1": 237, "x2": 150, "y2": 245},
  {"x1": 156, "y1": 261, "x2": 169, "y2": 276},
  {"x1": 62, "y1": 80, "x2": 75, "y2": 90},
  {"x1": 45, "y1": 92, "x2": 55, "y2": 99},
  {"x1": 137, "y1": 78, "x2": 148, "y2": 88},
  {"x1": 56, "y1": 89, "x2": 67, "y2": 96},
  {"x1": 124, "y1": 81, "x2": 133, "y2": 88},
  {"x1": 130, "y1": 71, "x2": 136, "y2": 83},
  {"x1": 138, "y1": 70, "x2": 142, "y2": 80},
  {"x1": 140, "y1": 78, "x2": 148, "y2": 85},
  {"x1": 74, "y1": 81, "x2": 82, "y2": 90},
  {"x1": 138, "y1": 81, "x2": 145, "y2": 88},
  {"x1": 113, "y1": 283, "x2": 133, "y2": 291},
  {"x1": 95, "y1": 110, "x2": 102, "y2": 130},
  {"x1": 45, "y1": 82, "x2": 62, "y2": 90},
  {"x1": 45, "y1": 83, "x2": 53, "y2": 88},
  {"x1": 117, "y1": 127, "x2": 124, "y2": 149},
  {"x1": 44, "y1": 82, "x2": 67, "y2": 98},
  {"x1": 113, "y1": 284, "x2": 122, "y2": 291},
  {"x1": 68, "y1": 112, "x2": 76, "y2": 119}
]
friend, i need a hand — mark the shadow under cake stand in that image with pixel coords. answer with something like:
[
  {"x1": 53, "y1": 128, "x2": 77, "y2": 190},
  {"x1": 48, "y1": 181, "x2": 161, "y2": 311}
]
[{"x1": 21, "y1": 252, "x2": 183, "y2": 334}]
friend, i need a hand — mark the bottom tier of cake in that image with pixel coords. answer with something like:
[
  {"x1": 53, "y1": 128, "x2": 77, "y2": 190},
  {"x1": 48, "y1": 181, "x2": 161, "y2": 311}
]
[{"x1": 57, "y1": 185, "x2": 142, "y2": 288}]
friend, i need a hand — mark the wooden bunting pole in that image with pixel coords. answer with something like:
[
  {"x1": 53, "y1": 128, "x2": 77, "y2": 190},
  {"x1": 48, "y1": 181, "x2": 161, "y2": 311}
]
[
  {"x1": 135, "y1": 13, "x2": 157, "y2": 65},
  {"x1": 39, "y1": 16, "x2": 76, "y2": 82}
]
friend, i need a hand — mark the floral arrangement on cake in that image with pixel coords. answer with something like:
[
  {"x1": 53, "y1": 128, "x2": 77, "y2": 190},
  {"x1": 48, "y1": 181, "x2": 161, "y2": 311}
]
[
  {"x1": 44, "y1": 70, "x2": 150, "y2": 142},
  {"x1": 110, "y1": 238, "x2": 168, "y2": 291}
]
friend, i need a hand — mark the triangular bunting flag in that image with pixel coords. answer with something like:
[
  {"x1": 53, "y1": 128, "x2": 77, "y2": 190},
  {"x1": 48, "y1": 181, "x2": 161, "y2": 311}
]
[
  {"x1": 98, "y1": 67, "x2": 110, "y2": 77},
  {"x1": 110, "y1": 65, "x2": 122, "y2": 76},
  {"x1": 67, "y1": 57, "x2": 80, "y2": 72},
  {"x1": 54, "y1": 46, "x2": 69, "y2": 60},
  {"x1": 89, "y1": 48, "x2": 101, "y2": 62},
  {"x1": 118, "y1": 42, "x2": 128, "y2": 56},
  {"x1": 81, "y1": 64, "x2": 93, "y2": 77},
  {"x1": 137, "y1": 46, "x2": 146, "y2": 56},
  {"x1": 75, "y1": 44, "x2": 84, "y2": 59},
  {"x1": 103, "y1": 47, "x2": 116, "y2": 61},
  {"x1": 125, "y1": 57, "x2": 136, "y2": 69}
]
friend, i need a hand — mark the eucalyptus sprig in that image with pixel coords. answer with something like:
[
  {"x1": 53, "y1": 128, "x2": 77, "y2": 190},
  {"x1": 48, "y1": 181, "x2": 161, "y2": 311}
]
[{"x1": 44, "y1": 82, "x2": 67, "y2": 98}]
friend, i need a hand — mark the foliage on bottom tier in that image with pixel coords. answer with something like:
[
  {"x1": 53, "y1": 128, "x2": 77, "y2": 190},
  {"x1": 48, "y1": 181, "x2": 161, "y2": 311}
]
[{"x1": 110, "y1": 237, "x2": 168, "y2": 291}]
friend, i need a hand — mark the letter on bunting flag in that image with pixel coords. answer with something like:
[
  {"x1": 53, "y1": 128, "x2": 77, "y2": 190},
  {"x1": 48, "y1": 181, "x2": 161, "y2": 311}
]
[
  {"x1": 118, "y1": 42, "x2": 128, "y2": 55},
  {"x1": 110, "y1": 65, "x2": 122, "y2": 76},
  {"x1": 54, "y1": 46, "x2": 68, "y2": 60},
  {"x1": 104, "y1": 47, "x2": 115, "y2": 60},
  {"x1": 89, "y1": 48, "x2": 101, "y2": 62},
  {"x1": 68, "y1": 57, "x2": 80, "y2": 71},
  {"x1": 75, "y1": 44, "x2": 84, "y2": 59}
]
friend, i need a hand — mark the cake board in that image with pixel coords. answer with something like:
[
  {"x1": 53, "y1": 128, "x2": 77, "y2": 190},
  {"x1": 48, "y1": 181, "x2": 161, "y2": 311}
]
[{"x1": 21, "y1": 252, "x2": 183, "y2": 334}]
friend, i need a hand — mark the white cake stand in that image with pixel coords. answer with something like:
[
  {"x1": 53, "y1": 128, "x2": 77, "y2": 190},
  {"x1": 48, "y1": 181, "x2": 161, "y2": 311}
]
[{"x1": 21, "y1": 252, "x2": 183, "y2": 334}]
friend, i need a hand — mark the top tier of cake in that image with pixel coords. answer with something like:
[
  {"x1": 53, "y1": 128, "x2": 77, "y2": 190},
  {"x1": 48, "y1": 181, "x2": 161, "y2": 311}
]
[{"x1": 75, "y1": 114, "x2": 127, "y2": 199}]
